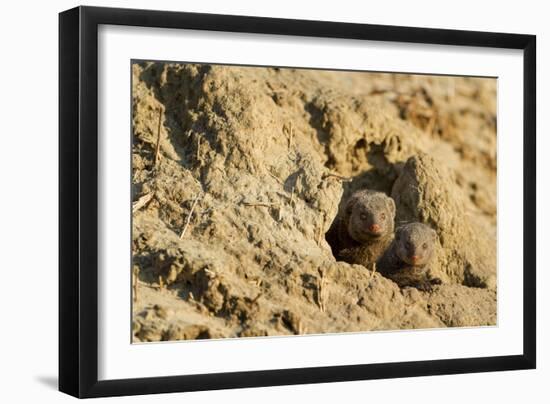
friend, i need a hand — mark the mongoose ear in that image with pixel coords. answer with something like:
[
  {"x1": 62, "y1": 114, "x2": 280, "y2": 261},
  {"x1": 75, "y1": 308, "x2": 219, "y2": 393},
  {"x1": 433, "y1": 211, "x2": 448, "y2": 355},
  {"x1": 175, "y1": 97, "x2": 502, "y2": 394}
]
[
  {"x1": 345, "y1": 196, "x2": 357, "y2": 215},
  {"x1": 387, "y1": 197, "x2": 396, "y2": 217}
]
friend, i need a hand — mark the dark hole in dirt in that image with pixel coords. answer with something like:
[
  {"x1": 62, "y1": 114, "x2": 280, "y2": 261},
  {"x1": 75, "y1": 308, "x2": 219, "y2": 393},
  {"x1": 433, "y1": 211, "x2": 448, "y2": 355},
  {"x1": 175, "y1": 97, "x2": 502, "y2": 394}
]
[
  {"x1": 355, "y1": 138, "x2": 368, "y2": 150},
  {"x1": 324, "y1": 164, "x2": 398, "y2": 259},
  {"x1": 324, "y1": 141, "x2": 402, "y2": 260}
]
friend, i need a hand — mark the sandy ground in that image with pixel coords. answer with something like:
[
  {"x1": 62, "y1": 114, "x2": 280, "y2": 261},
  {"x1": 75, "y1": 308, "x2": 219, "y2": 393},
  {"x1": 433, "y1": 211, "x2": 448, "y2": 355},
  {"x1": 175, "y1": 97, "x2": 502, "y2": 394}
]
[{"x1": 131, "y1": 62, "x2": 496, "y2": 342}]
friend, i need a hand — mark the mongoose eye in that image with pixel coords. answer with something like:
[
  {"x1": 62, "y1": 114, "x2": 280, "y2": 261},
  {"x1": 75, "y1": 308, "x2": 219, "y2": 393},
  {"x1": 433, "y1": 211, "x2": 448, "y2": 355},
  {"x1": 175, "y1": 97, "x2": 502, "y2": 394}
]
[
  {"x1": 360, "y1": 214, "x2": 368, "y2": 220},
  {"x1": 422, "y1": 243, "x2": 428, "y2": 249},
  {"x1": 380, "y1": 213, "x2": 386, "y2": 220}
]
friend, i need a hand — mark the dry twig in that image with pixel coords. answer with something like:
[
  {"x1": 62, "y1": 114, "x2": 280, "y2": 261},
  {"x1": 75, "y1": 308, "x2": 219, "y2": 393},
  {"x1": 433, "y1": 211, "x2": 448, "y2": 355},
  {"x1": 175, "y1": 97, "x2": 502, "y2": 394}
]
[
  {"x1": 204, "y1": 268, "x2": 218, "y2": 278},
  {"x1": 136, "y1": 279, "x2": 162, "y2": 290},
  {"x1": 247, "y1": 277, "x2": 262, "y2": 287},
  {"x1": 276, "y1": 205, "x2": 283, "y2": 222},
  {"x1": 297, "y1": 321, "x2": 306, "y2": 335},
  {"x1": 369, "y1": 88, "x2": 399, "y2": 97},
  {"x1": 287, "y1": 121, "x2": 294, "y2": 149},
  {"x1": 289, "y1": 173, "x2": 300, "y2": 208},
  {"x1": 367, "y1": 263, "x2": 377, "y2": 287},
  {"x1": 317, "y1": 268, "x2": 328, "y2": 312},
  {"x1": 241, "y1": 201, "x2": 277, "y2": 208},
  {"x1": 132, "y1": 192, "x2": 154, "y2": 214},
  {"x1": 316, "y1": 214, "x2": 325, "y2": 246},
  {"x1": 196, "y1": 135, "x2": 201, "y2": 161},
  {"x1": 267, "y1": 170, "x2": 284, "y2": 185},
  {"x1": 154, "y1": 107, "x2": 163, "y2": 167},
  {"x1": 132, "y1": 266, "x2": 139, "y2": 303},
  {"x1": 322, "y1": 173, "x2": 352, "y2": 182},
  {"x1": 180, "y1": 193, "x2": 202, "y2": 239}
]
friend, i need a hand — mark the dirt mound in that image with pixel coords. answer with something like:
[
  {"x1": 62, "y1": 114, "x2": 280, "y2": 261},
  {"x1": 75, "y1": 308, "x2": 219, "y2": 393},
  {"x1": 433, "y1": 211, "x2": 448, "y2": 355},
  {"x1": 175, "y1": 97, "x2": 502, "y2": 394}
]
[
  {"x1": 131, "y1": 62, "x2": 497, "y2": 342},
  {"x1": 391, "y1": 153, "x2": 496, "y2": 288}
]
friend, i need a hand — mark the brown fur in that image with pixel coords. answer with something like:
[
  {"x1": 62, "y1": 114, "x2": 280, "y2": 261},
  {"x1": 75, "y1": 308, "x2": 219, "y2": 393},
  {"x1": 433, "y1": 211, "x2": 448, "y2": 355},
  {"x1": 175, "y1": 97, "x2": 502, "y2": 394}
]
[
  {"x1": 330, "y1": 189, "x2": 396, "y2": 267},
  {"x1": 378, "y1": 222, "x2": 441, "y2": 291}
]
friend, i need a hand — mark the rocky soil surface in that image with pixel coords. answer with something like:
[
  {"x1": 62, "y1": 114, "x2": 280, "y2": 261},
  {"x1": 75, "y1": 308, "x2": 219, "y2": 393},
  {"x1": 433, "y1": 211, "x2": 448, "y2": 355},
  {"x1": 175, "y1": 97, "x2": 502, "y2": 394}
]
[{"x1": 131, "y1": 62, "x2": 497, "y2": 342}]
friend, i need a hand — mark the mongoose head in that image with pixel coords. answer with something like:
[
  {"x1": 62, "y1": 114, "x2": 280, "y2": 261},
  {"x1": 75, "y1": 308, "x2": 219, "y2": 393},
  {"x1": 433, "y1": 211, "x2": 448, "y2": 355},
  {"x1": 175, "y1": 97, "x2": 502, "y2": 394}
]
[
  {"x1": 394, "y1": 223, "x2": 437, "y2": 266},
  {"x1": 345, "y1": 190, "x2": 396, "y2": 243}
]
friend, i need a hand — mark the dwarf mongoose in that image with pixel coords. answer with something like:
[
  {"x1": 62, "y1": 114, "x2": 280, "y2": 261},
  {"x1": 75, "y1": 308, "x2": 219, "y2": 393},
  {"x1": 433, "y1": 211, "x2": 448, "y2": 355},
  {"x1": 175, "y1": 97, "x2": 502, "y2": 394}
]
[
  {"x1": 377, "y1": 222, "x2": 441, "y2": 291},
  {"x1": 334, "y1": 189, "x2": 396, "y2": 267}
]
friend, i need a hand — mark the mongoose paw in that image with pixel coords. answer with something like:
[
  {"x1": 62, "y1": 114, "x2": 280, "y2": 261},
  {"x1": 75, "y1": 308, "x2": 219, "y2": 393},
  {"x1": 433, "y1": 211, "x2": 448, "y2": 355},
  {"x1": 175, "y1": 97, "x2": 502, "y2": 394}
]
[{"x1": 414, "y1": 280, "x2": 434, "y2": 292}]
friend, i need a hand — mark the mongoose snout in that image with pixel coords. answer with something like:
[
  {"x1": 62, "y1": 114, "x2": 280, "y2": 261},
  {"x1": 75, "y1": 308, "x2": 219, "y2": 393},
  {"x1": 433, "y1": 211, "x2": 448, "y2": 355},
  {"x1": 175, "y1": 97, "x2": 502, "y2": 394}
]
[
  {"x1": 369, "y1": 223, "x2": 381, "y2": 233},
  {"x1": 394, "y1": 223, "x2": 436, "y2": 266},
  {"x1": 345, "y1": 190, "x2": 395, "y2": 243}
]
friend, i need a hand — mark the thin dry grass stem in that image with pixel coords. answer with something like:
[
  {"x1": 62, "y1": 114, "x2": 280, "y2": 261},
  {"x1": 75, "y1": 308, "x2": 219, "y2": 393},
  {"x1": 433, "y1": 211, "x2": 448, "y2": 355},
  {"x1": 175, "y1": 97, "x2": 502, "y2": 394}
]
[
  {"x1": 203, "y1": 268, "x2": 218, "y2": 278},
  {"x1": 158, "y1": 275, "x2": 165, "y2": 290},
  {"x1": 277, "y1": 205, "x2": 283, "y2": 222},
  {"x1": 296, "y1": 320, "x2": 306, "y2": 335},
  {"x1": 370, "y1": 262, "x2": 377, "y2": 278},
  {"x1": 154, "y1": 106, "x2": 163, "y2": 167},
  {"x1": 267, "y1": 170, "x2": 284, "y2": 185},
  {"x1": 289, "y1": 173, "x2": 300, "y2": 209},
  {"x1": 136, "y1": 279, "x2": 162, "y2": 291},
  {"x1": 241, "y1": 201, "x2": 277, "y2": 208},
  {"x1": 288, "y1": 121, "x2": 294, "y2": 149},
  {"x1": 367, "y1": 263, "x2": 377, "y2": 287},
  {"x1": 188, "y1": 291, "x2": 195, "y2": 301},
  {"x1": 132, "y1": 192, "x2": 155, "y2": 213},
  {"x1": 247, "y1": 277, "x2": 262, "y2": 287},
  {"x1": 316, "y1": 214, "x2": 325, "y2": 246},
  {"x1": 180, "y1": 193, "x2": 202, "y2": 239},
  {"x1": 196, "y1": 135, "x2": 201, "y2": 162},
  {"x1": 425, "y1": 112, "x2": 437, "y2": 135},
  {"x1": 317, "y1": 268, "x2": 328, "y2": 312},
  {"x1": 283, "y1": 122, "x2": 294, "y2": 149},
  {"x1": 242, "y1": 201, "x2": 283, "y2": 221},
  {"x1": 322, "y1": 173, "x2": 352, "y2": 182},
  {"x1": 369, "y1": 88, "x2": 399, "y2": 96},
  {"x1": 132, "y1": 266, "x2": 139, "y2": 303}
]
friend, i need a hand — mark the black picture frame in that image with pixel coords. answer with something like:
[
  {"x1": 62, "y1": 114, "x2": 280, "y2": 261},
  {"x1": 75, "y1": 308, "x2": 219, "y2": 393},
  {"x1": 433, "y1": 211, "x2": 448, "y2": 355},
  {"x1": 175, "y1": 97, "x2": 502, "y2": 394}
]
[{"x1": 59, "y1": 5, "x2": 536, "y2": 398}]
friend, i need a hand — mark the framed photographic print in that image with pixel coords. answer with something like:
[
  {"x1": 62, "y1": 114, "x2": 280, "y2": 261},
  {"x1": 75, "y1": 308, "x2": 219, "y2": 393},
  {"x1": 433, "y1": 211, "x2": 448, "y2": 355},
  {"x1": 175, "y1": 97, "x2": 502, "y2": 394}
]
[{"x1": 59, "y1": 6, "x2": 536, "y2": 398}]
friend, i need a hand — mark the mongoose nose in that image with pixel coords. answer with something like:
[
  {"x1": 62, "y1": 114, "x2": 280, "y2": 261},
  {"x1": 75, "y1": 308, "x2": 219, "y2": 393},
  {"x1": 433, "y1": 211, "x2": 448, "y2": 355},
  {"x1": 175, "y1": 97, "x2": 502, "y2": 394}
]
[
  {"x1": 369, "y1": 224, "x2": 381, "y2": 233},
  {"x1": 411, "y1": 255, "x2": 419, "y2": 263}
]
